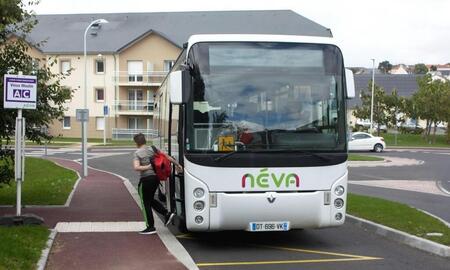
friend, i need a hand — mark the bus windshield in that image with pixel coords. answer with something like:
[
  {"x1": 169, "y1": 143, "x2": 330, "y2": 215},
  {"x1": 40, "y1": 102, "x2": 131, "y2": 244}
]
[{"x1": 186, "y1": 42, "x2": 346, "y2": 153}]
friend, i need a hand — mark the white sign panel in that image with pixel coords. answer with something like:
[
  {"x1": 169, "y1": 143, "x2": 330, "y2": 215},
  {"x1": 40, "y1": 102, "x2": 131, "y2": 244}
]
[
  {"x1": 3, "y1": 74, "x2": 37, "y2": 109},
  {"x1": 76, "y1": 109, "x2": 89, "y2": 122}
]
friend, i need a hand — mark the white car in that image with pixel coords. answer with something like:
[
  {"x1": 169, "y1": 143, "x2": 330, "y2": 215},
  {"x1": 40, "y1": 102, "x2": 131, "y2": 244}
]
[{"x1": 348, "y1": 132, "x2": 386, "y2": 152}]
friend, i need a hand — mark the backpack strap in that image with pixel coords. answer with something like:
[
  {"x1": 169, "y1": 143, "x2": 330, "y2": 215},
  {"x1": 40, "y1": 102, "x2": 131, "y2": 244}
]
[{"x1": 151, "y1": 145, "x2": 160, "y2": 154}]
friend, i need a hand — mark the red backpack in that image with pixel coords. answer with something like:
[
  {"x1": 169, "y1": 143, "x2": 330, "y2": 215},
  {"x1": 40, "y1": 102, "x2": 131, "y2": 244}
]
[{"x1": 151, "y1": 146, "x2": 171, "y2": 181}]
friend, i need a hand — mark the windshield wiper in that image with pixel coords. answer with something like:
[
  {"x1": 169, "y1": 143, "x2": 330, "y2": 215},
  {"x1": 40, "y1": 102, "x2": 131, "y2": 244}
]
[{"x1": 214, "y1": 150, "x2": 241, "y2": 162}]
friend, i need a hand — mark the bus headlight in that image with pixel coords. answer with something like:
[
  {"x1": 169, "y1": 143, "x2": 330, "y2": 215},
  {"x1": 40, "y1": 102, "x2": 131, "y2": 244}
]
[
  {"x1": 334, "y1": 185, "x2": 345, "y2": 196},
  {"x1": 193, "y1": 201, "x2": 205, "y2": 211},
  {"x1": 334, "y1": 198, "x2": 344, "y2": 209},
  {"x1": 193, "y1": 188, "x2": 205, "y2": 198},
  {"x1": 335, "y1": 213, "x2": 343, "y2": 221},
  {"x1": 195, "y1": 215, "x2": 204, "y2": 224}
]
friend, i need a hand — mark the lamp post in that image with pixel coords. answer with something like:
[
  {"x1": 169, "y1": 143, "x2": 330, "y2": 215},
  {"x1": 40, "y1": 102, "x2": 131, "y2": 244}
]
[
  {"x1": 370, "y1": 59, "x2": 375, "y2": 134},
  {"x1": 82, "y1": 18, "x2": 108, "y2": 177}
]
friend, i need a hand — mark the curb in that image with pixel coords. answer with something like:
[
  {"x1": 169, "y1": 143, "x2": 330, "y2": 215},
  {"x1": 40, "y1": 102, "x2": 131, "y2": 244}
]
[
  {"x1": 50, "y1": 159, "x2": 82, "y2": 207},
  {"x1": 415, "y1": 209, "x2": 450, "y2": 228},
  {"x1": 347, "y1": 214, "x2": 450, "y2": 258},
  {"x1": 436, "y1": 180, "x2": 450, "y2": 196},
  {"x1": 36, "y1": 229, "x2": 57, "y2": 270},
  {"x1": 389, "y1": 146, "x2": 450, "y2": 150}
]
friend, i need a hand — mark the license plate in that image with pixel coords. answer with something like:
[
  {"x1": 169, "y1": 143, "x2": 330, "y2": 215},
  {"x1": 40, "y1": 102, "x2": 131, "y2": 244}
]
[{"x1": 249, "y1": 221, "x2": 290, "y2": 232}]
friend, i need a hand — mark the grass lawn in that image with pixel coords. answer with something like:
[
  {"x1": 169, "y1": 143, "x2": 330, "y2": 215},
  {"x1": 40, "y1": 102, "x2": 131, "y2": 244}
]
[
  {"x1": 0, "y1": 157, "x2": 78, "y2": 205},
  {"x1": 347, "y1": 193, "x2": 450, "y2": 246},
  {"x1": 348, "y1": 154, "x2": 384, "y2": 161},
  {"x1": 382, "y1": 133, "x2": 449, "y2": 148},
  {"x1": 0, "y1": 225, "x2": 49, "y2": 270}
]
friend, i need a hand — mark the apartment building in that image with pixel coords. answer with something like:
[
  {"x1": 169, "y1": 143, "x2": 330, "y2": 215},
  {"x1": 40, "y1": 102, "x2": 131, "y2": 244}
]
[{"x1": 21, "y1": 10, "x2": 332, "y2": 139}]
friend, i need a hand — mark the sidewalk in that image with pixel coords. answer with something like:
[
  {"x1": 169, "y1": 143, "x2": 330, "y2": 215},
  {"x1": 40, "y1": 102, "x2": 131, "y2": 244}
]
[{"x1": 0, "y1": 158, "x2": 187, "y2": 270}]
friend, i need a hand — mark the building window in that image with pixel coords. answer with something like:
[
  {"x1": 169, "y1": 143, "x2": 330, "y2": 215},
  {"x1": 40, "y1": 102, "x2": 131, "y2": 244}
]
[
  {"x1": 95, "y1": 59, "x2": 105, "y2": 74},
  {"x1": 127, "y1": 61, "x2": 143, "y2": 82},
  {"x1": 60, "y1": 60, "x2": 71, "y2": 74},
  {"x1": 95, "y1": 88, "x2": 104, "y2": 102},
  {"x1": 96, "y1": 117, "x2": 105, "y2": 131},
  {"x1": 63, "y1": 116, "x2": 71, "y2": 129},
  {"x1": 164, "y1": 60, "x2": 175, "y2": 71}
]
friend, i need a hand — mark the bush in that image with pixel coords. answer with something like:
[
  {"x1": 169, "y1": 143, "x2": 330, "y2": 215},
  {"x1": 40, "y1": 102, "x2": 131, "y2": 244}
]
[
  {"x1": 399, "y1": 126, "x2": 424, "y2": 135},
  {"x1": 0, "y1": 147, "x2": 14, "y2": 187}
]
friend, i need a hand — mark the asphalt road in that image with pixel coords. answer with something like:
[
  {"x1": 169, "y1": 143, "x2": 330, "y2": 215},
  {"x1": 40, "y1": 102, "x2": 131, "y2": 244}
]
[
  {"x1": 348, "y1": 148, "x2": 450, "y2": 222},
  {"x1": 46, "y1": 147, "x2": 448, "y2": 270}
]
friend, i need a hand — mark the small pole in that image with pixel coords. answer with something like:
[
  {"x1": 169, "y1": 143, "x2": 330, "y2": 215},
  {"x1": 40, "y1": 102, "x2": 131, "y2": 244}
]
[
  {"x1": 370, "y1": 59, "x2": 375, "y2": 134},
  {"x1": 16, "y1": 109, "x2": 23, "y2": 216},
  {"x1": 103, "y1": 105, "x2": 107, "y2": 146}
]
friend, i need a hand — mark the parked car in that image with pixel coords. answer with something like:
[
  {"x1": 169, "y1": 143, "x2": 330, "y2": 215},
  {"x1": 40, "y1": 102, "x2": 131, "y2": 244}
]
[
  {"x1": 348, "y1": 132, "x2": 386, "y2": 152},
  {"x1": 355, "y1": 119, "x2": 387, "y2": 132}
]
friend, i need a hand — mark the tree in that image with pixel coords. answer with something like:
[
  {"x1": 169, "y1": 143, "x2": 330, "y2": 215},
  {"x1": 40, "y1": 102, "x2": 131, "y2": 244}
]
[
  {"x1": 378, "y1": 60, "x2": 393, "y2": 74},
  {"x1": 384, "y1": 89, "x2": 404, "y2": 129},
  {"x1": 430, "y1": 65, "x2": 437, "y2": 72},
  {"x1": 412, "y1": 75, "x2": 448, "y2": 143},
  {"x1": 414, "y1": 63, "x2": 429, "y2": 74},
  {"x1": 0, "y1": 1, "x2": 73, "y2": 186},
  {"x1": 353, "y1": 81, "x2": 389, "y2": 136}
]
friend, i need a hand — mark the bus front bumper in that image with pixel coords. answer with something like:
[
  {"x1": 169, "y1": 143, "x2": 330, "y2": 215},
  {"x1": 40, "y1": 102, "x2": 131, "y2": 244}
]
[
  {"x1": 185, "y1": 171, "x2": 347, "y2": 231},
  {"x1": 208, "y1": 191, "x2": 344, "y2": 231}
]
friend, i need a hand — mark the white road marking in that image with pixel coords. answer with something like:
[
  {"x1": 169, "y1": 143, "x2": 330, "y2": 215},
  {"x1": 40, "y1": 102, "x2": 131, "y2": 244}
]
[
  {"x1": 348, "y1": 156, "x2": 423, "y2": 167},
  {"x1": 55, "y1": 221, "x2": 146, "y2": 232}
]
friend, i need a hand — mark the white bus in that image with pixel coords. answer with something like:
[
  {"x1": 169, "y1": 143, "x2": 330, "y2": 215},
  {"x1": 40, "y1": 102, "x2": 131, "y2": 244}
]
[{"x1": 155, "y1": 34, "x2": 355, "y2": 232}]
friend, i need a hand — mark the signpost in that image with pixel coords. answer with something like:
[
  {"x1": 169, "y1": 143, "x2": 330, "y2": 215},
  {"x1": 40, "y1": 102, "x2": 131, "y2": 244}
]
[
  {"x1": 103, "y1": 105, "x2": 109, "y2": 145},
  {"x1": 76, "y1": 109, "x2": 89, "y2": 176},
  {"x1": 3, "y1": 73, "x2": 37, "y2": 217}
]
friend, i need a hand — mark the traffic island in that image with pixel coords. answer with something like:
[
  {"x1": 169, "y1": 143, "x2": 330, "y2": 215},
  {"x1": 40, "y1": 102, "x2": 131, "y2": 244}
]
[{"x1": 347, "y1": 193, "x2": 450, "y2": 257}]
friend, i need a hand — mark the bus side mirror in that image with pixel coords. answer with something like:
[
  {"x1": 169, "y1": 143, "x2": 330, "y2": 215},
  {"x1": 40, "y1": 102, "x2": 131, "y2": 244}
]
[
  {"x1": 345, "y1": 69, "x2": 355, "y2": 99},
  {"x1": 169, "y1": 70, "x2": 191, "y2": 104}
]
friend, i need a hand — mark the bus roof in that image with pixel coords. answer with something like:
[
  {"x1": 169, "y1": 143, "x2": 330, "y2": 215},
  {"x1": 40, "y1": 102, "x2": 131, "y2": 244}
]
[{"x1": 186, "y1": 34, "x2": 339, "y2": 52}]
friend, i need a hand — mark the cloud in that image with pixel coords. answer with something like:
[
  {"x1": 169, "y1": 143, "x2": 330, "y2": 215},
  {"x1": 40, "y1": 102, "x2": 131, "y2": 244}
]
[{"x1": 30, "y1": 0, "x2": 450, "y2": 67}]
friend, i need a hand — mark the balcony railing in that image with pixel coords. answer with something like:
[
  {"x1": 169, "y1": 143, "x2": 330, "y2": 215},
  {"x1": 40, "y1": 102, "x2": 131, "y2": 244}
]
[
  {"x1": 113, "y1": 100, "x2": 154, "y2": 115},
  {"x1": 113, "y1": 71, "x2": 167, "y2": 86},
  {"x1": 112, "y1": 128, "x2": 158, "y2": 140}
]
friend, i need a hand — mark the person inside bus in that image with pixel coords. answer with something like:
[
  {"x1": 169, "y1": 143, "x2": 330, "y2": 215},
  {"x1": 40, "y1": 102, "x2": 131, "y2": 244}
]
[
  {"x1": 239, "y1": 126, "x2": 254, "y2": 145},
  {"x1": 132, "y1": 133, "x2": 183, "y2": 235}
]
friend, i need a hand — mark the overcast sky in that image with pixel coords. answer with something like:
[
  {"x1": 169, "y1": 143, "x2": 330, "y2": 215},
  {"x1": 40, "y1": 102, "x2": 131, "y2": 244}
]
[{"x1": 28, "y1": 0, "x2": 450, "y2": 67}]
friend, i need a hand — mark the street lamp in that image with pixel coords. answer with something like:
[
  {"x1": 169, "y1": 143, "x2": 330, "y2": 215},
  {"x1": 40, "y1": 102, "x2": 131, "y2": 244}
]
[
  {"x1": 82, "y1": 18, "x2": 108, "y2": 177},
  {"x1": 370, "y1": 58, "x2": 375, "y2": 134}
]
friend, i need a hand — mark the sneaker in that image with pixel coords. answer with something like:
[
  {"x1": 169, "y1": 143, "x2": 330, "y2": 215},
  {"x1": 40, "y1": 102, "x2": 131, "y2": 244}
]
[
  {"x1": 139, "y1": 227, "x2": 157, "y2": 235},
  {"x1": 165, "y1": 213, "x2": 175, "y2": 226}
]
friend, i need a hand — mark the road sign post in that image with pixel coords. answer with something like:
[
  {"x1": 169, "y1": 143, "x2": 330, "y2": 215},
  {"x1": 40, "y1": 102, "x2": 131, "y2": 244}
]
[
  {"x1": 103, "y1": 105, "x2": 109, "y2": 145},
  {"x1": 3, "y1": 73, "x2": 37, "y2": 217},
  {"x1": 76, "y1": 109, "x2": 89, "y2": 177}
]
